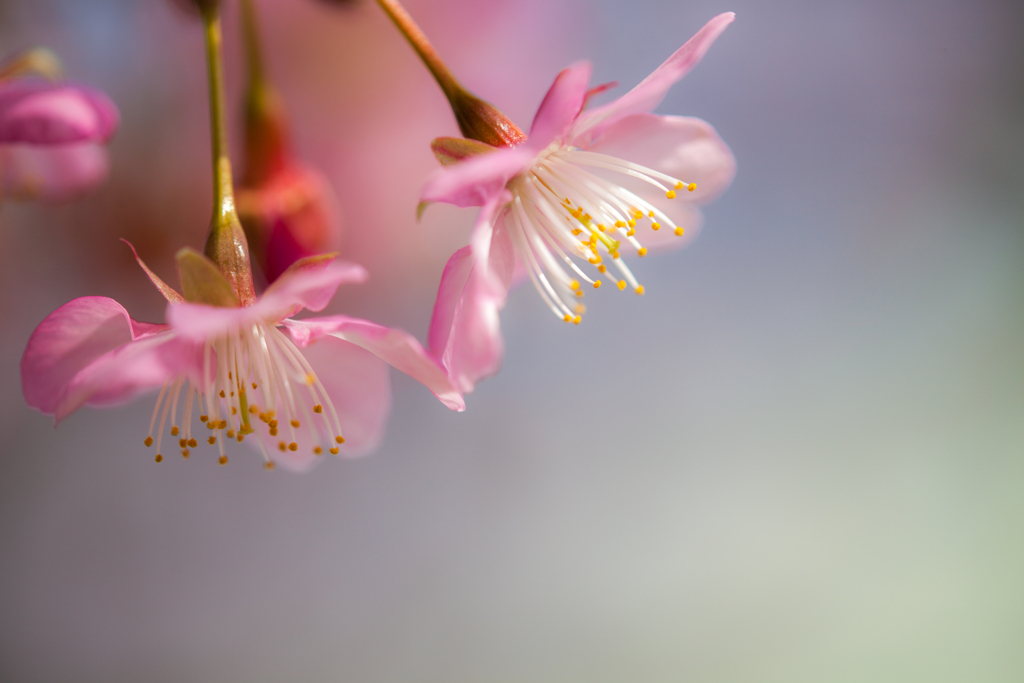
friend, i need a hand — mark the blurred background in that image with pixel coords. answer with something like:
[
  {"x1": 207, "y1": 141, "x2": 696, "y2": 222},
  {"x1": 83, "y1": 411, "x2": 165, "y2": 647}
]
[{"x1": 1, "y1": 0, "x2": 1022, "y2": 680}]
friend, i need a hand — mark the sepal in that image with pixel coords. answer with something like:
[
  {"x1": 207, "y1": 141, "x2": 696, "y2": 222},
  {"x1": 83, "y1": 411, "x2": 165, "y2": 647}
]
[{"x1": 176, "y1": 247, "x2": 240, "y2": 307}]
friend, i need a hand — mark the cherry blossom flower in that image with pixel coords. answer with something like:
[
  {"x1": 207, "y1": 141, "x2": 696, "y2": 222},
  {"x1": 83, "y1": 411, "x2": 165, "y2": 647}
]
[
  {"x1": 0, "y1": 48, "x2": 119, "y2": 202},
  {"x1": 21, "y1": 247, "x2": 464, "y2": 470},
  {"x1": 419, "y1": 13, "x2": 737, "y2": 392},
  {"x1": 235, "y1": 0, "x2": 343, "y2": 283}
]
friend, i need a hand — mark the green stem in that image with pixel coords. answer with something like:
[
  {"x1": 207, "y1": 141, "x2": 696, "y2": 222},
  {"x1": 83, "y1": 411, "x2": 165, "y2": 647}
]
[
  {"x1": 240, "y1": 0, "x2": 265, "y2": 91},
  {"x1": 202, "y1": 5, "x2": 237, "y2": 226}
]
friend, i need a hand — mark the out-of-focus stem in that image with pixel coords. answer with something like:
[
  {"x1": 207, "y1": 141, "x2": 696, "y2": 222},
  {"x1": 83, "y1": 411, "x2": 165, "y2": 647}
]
[{"x1": 374, "y1": 0, "x2": 461, "y2": 100}]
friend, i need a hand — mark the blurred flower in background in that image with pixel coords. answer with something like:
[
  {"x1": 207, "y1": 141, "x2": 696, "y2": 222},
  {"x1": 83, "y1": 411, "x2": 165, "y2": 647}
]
[{"x1": 0, "y1": 47, "x2": 118, "y2": 203}]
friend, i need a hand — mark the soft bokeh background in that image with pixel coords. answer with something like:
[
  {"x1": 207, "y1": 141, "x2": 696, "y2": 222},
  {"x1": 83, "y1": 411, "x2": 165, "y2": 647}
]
[{"x1": 1, "y1": 0, "x2": 1022, "y2": 681}]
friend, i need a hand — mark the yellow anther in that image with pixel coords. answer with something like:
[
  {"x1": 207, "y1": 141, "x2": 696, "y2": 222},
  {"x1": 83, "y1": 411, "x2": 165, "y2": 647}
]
[
  {"x1": 687, "y1": 182, "x2": 696, "y2": 192},
  {"x1": 144, "y1": 436, "x2": 154, "y2": 447},
  {"x1": 329, "y1": 447, "x2": 339, "y2": 455},
  {"x1": 597, "y1": 264, "x2": 607, "y2": 273},
  {"x1": 207, "y1": 421, "x2": 217, "y2": 430},
  {"x1": 249, "y1": 405, "x2": 258, "y2": 414},
  {"x1": 226, "y1": 430, "x2": 235, "y2": 438},
  {"x1": 188, "y1": 438, "x2": 197, "y2": 448},
  {"x1": 268, "y1": 420, "x2": 278, "y2": 428},
  {"x1": 628, "y1": 219, "x2": 636, "y2": 228},
  {"x1": 290, "y1": 420, "x2": 300, "y2": 428},
  {"x1": 575, "y1": 290, "x2": 584, "y2": 298},
  {"x1": 170, "y1": 426, "x2": 179, "y2": 436},
  {"x1": 617, "y1": 280, "x2": 627, "y2": 291},
  {"x1": 335, "y1": 436, "x2": 345, "y2": 444},
  {"x1": 666, "y1": 190, "x2": 676, "y2": 199},
  {"x1": 178, "y1": 438, "x2": 187, "y2": 448},
  {"x1": 593, "y1": 280, "x2": 602, "y2": 289},
  {"x1": 237, "y1": 433, "x2": 244, "y2": 442},
  {"x1": 155, "y1": 454, "x2": 163, "y2": 463},
  {"x1": 208, "y1": 436, "x2": 216, "y2": 445},
  {"x1": 598, "y1": 224, "x2": 606, "y2": 232},
  {"x1": 219, "y1": 390, "x2": 225, "y2": 398},
  {"x1": 589, "y1": 233, "x2": 598, "y2": 244},
  {"x1": 633, "y1": 209, "x2": 643, "y2": 219},
  {"x1": 651, "y1": 222, "x2": 661, "y2": 231},
  {"x1": 636, "y1": 285, "x2": 645, "y2": 295},
  {"x1": 252, "y1": 382, "x2": 258, "y2": 389},
  {"x1": 288, "y1": 442, "x2": 298, "y2": 452},
  {"x1": 570, "y1": 280, "x2": 580, "y2": 290},
  {"x1": 572, "y1": 315, "x2": 581, "y2": 325},
  {"x1": 231, "y1": 407, "x2": 237, "y2": 415},
  {"x1": 200, "y1": 415, "x2": 208, "y2": 423},
  {"x1": 563, "y1": 314, "x2": 572, "y2": 323},
  {"x1": 626, "y1": 228, "x2": 636, "y2": 237},
  {"x1": 648, "y1": 211, "x2": 655, "y2": 218},
  {"x1": 305, "y1": 373, "x2": 315, "y2": 385},
  {"x1": 218, "y1": 455, "x2": 228, "y2": 466},
  {"x1": 217, "y1": 420, "x2": 227, "y2": 429},
  {"x1": 269, "y1": 428, "x2": 278, "y2": 437},
  {"x1": 571, "y1": 228, "x2": 582, "y2": 236},
  {"x1": 675, "y1": 226, "x2": 685, "y2": 236},
  {"x1": 638, "y1": 247, "x2": 648, "y2": 257},
  {"x1": 615, "y1": 220, "x2": 626, "y2": 228},
  {"x1": 313, "y1": 405, "x2": 323, "y2": 414},
  {"x1": 264, "y1": 461, "x2": 275, "y2": 471},
  {"x1": 181, "y1": 449, "x2": 190, "y2": 459},
  {"x1": 230, "y1": 391, "x2": 234, "y2": 397},
  {"x1": 610, "y1": 250, "x2": 620, "y2": 259},
  {"x1": 278, "y1": 442, "x2": 287, "y2": 452},
  {"x1": 314, "y1": 446, "x2": 323, "y2": 455},
  {"x1": 675, "y1": 181, "x2": 684, "y2": 190}
]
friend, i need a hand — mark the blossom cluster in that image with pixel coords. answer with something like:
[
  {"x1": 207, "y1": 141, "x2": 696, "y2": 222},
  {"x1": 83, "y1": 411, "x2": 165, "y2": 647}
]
[{"x1": 18, "y1": 0, "x2": 736, "y2": 472}]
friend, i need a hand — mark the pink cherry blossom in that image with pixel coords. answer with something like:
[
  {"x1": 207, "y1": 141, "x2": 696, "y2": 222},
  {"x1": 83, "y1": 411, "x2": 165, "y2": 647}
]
[
  {"x1": 21, "y1": 248, "x2": 464, "y2": 471},
  {"x1": 422, "y1": 13, "x2": 737, "y2": 393},
  {"x1": 0, "y1": 53, "x2": 119, "y2": 202}
]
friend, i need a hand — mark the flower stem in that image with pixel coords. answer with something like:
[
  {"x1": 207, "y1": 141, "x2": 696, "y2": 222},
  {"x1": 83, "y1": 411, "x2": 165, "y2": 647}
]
[
  {"x1": 200, "y1": 3, "x2": 257, "y2": 305},
  {"x1": 374, "y1": 0, "x2": 461, "y2": 100}
]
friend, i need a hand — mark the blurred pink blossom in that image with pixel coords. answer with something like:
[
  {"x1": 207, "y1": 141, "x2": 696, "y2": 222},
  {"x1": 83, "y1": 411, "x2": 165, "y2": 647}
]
[
  {"x1": 21, "y1": 249, "x2": 464, "y2": 471},
  {"x1": 422, "y1": 13, "x2": 737, "y2": 393},
  {"x1": 0, "y1": 51, "x2": 119, "y2": 202}
]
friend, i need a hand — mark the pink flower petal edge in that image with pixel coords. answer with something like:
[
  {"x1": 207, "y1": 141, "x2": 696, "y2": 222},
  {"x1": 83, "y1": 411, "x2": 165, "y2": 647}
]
[{"x1": 0, "y1": 81, "x2": 119, "y2": 145}]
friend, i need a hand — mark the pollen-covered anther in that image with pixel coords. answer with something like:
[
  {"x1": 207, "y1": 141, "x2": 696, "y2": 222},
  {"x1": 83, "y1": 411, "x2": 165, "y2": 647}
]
[
  {"x1": 617, "y1": 280, "x2": 627, "y2": 291},
  {"x1": 563, "y1": 314, "x2": 572, "y2": 323},
  {"x1": 290, "y1": 420, "x2": 300, "y2": 428},
  {"x1": 329, "y1": 447, "x2": 339, "y2": 455},
  {"x1": 638, "y1": 247, "x2": 648, "y2": 257},
  {"x1": 217, "y1": 420, "x2": 227, "y2": 429},
  {"x1": 573, "y1": 315, "x2": 582, "y2": 325},
  {"x1": 651, "y1": 222, "x2": 661, "y2": 231},
  {"x1": 675, "y1": 227, "x2": 685, "y2": 236},
  {"x1": 144, "y1": 436, "x2": 154, "y2": 447},
  {"x1": 666, "y1": 190, "x2": 676, "y2": 199},
  {"x1": 268, "y1": 419, "x2": 278, "y2": 428},
  {"x1": 288, "y1": 443, "x2": 298, "y2": 452},
  {"x1": 269, "y1": 428, "x2": 278, "y2": 436},
  {"x1": 597, "y1": 264, "x2": 607, "y2": 273},
  {"x1": 593, "y1": 280, "x2": 602, "y2": 289},
  {"x1": 188, "y1": 438, "x2": 197, "y2": 448},
  {"x1": 231, "y1": 407, "x2": 237, "y2": 415},
  {"x1": 675, "y1": 181, "x2": 684, "y2": 190},
  {"x1": 636, "y1": 285, "x2": 645, "y2": 295},
  {"x1": 219, "y1": 390, "x2": 225, "y2": 398},
  {"x1": 200, "y1": 415, "x2": 208, "y2": 423},
  {"x1": 154, "y1": 453, "x2": 163, "y2": 463},
  {"x1": 313, "y1": 405, "x2": 323, "y2": 414},
  {"x1": 236, "y1": 434, "x2": 244, "y2": 443},
  {"x1": 178, "y1": 438, "x2": 187, "y2": 448},
  {"x1": 610, "y1": 250, "x2": 620, "y2": 259},
  {"x1": 208, "y1": 436, "x2": 216, "y2": 445},
  {"x1": 570, "y1": 280, "x2": 580, "y2": 290},
  {"x1": 226, "y1": 430, "x2": 235, "y2": 438},
  {"x1": 277, "y1": 442, "x2": 286, "y2": 452},
  {"x1": 264, "y1": 461, "x2": 275, "y2": 471},
  {"x1": 313, "y1": 446, "x2": 323, "y2": 455},
  {"x1": 335, "y1": 436, "x2": 345, "y2": 444},
  {"x1": 249, "y1": 405, "x2": 258, "y2": 414},
  {"x1": 218, "y1": 455, "x2": 228, "y2": 465},
  {"x1": 251, "y1": 382, "x2": 257, "y2": 389},
  {"x1": 181, "y1": 449, "x2": 190, "y2": 459},
  {"x1": 170, "y1": 426, "x2": 179, "y2": 436},
  {"x1": 687, "y1": 182, "x2": 696, "y2": 192}
]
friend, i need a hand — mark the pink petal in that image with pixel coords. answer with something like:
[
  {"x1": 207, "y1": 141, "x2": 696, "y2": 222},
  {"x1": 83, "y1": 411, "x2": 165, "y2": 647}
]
[
  {"x1": 165, "y1": 303, "x2": 261, "y2": 343},
  {"x1": 528, "y1": 61, "x2": 593, "y2": 148},
  {"x1": 585, "y1": 114, "x2": 736, "y2": 203},
  {"x1": 265, "y1": 335, "x2": 392, "y2": 471},
  {"x1": 0, "y1": 141, "x2": 109, "y2": 202},
  {"x1": 281, "y1": 316, "x2": 464, "y2": 412},
  {"x1": 21, "y1": 296, "x2": 168, "y2": 416},
  {"x1": 259, "y1": 257, "x2": 367, "y2": 319},
  {"x1": 428, "y1": 205, "x2": 515, "y2": 394},
  {"x1": 0, "y1": 82, "x2": 119, "y2": 145},
  {"x1": 571, "y1": 12, "x2": 735, "y2": 146},
  {"x1": 420, "y1": 145, "x2": 534, "y2": 208}
]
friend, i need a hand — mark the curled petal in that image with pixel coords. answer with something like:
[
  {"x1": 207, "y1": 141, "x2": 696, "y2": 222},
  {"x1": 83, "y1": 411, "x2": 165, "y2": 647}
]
[
  {"x1": 281, "y1": 316, "x2": 464, "y2": 412},
  {"x1": 528, "y1": 61, "x2": 592, "y2": 148},
  {"x1": 571, "y1": 12, "x2": 735, "y2": 146},
  {"x1": 428, "y1": 208, "x2": 514, "y2": 394},
  {"x1": 21, "y1": 296, "x2": 167, "y2": 417},
  {"x1": 0, "y1": 141, "x2": 108, "y2": 202},
  {"x1": 259, "y1": 257, "x2": 366, "y2": 319},
  {"x1": 0, "y1": 82, "x2": 119, "y2": 145},
  {"x1": 420, "y1": 145, "x2": 534, "y2": 208}
]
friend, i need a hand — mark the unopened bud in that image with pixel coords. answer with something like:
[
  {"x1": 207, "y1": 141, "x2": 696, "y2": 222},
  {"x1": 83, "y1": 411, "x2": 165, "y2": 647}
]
[{"x1": 448, "y1": 90, "x2": 526, "y2": 149}]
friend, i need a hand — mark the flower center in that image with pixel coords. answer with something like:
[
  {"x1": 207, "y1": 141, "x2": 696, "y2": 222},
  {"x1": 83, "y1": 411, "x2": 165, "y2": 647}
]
[
  {"x1": 144, "y1": 321, "x2": 344, "y2": 468},
  {"x1": 506, "y1": 144, "x2": 696, "y2": 323}
]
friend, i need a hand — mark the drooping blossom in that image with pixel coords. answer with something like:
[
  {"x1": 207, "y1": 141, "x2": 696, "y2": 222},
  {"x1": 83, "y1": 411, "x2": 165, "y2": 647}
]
[
  {"x1": 0, "y1": 48, "x2": 119, "y2": 202},
  {"x1": 20, "y1": 1, "x2": 463, "y2": 472},
  {"x1": 235, "y1": 0, "x2": 343, "y2": 283},
  {"x1": 21, "y1": 246, "x2": 464, "y2": 470},
  {"x1": 419, "y1": 13, "x2": 737, "y2": 393}
]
